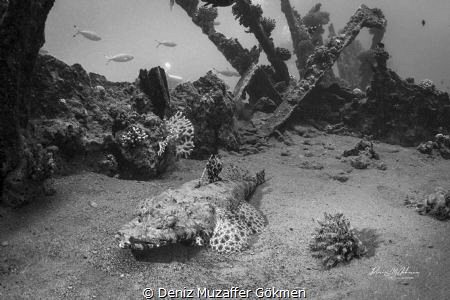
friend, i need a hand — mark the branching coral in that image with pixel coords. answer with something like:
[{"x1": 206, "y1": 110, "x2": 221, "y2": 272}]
[
  {"x1": 175, "y1": 0, "x2": 259, "y2": 75},
  {"x1": 276, "y1": 47, "x2": 291, "y2": 61},
  {"x1": 261, "y1": 16, "x2": 276, "y2": 36},
  {"x1": 195, "y1": 6, "x2": 218, "y2": 32},
  {"x1": 120, "y1": 125, "x2": 149, "y2": 148},
  {"x1": 301, "y1": 3, "x2": 330, "y2": 46},
  {"x1": 418, "y1": 79, "x2": 435, "y2": 91},
  {"x1": 309, "y1": 212, "x2": 367, "y2": 269},
  {"x1": 232, "y1": 0, "x2": 290, "y2": 83},
  {"x1": 158, "y1": 111, "x2": 195, "y2": 158}
]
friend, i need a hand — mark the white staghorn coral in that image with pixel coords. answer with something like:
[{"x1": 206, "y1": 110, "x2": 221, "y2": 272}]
[{"x1": 158, "y1": 111, "x2": 195, "y2": 158}]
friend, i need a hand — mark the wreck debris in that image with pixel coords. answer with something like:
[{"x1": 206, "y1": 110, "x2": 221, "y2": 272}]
[
  {"x1": 358, "y1": 27, "x2": 386, "y2": 89},
  {"x1": 341, "y1": 139, "x2": 386, "y2": 170},
  {"x1": 233, "y1": 0, "x2": 290, "y2": 83},
  {"x1": 281, "y1": 1, "x2": 330, "y2": 78},
  {"x1": 342, "y1": 46, "x2": 450, "y2": 146},
  {"x1": 170, "y1": 71, "x2": 240, "y2": 158},
  {"x1": 138, "y1": 67, "x2": 170, "y2": 119},
  {"x1": 280, "y1": 0, "x2": 310, "y2": 78},
  {"x1": 175, "y1": 0, "x2": 260, "y2": 75},
  {"x1": 0, "y1": 0, "x2": 56, "y2": 207},
  {"x1": 116, "y1": 165, "x2": 266, "y2": 253},
  {"x1": 417, "y1": 133, "x2": 450, "y2": 159},
  {"x1": 258, "y1": 5, "x2": 387, "y2": 137},
  {"x1": 111, "y1": 110, "x2": 194, "y2": 180},
  {"x1": 405, "y1": 187, "x2": 450, "y2": 221}
]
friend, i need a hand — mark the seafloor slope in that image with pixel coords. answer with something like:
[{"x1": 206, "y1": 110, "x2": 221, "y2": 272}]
[{"x1": 1, "y1": 131, "x2": 449, "y2": 299}]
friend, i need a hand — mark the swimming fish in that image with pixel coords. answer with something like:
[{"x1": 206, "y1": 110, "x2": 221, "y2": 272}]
[
  {"x1": 170, "y1": 0, "x2": 175, "y2": 11},
  {"x1": 73, "y1": 25, "x2": 101, "y2": 41},
  {"x1": 39, "y1": 48, "x2": 49, "y2": 55},
  {"x1": 168, "y1": 74, "x2": 184, "y2": 82},
  {"x1": 155, "y1": 40, "x2": 178, "y2": 48},
  {"x1": 201, "y1": 0, "x2": 236, "y2": 7},
  {"x1": 422, "y1": 19, "x2": 426, "y2": 26},
  {"x1": 213, "y1": 67, "x2": 240, "y2": 77},
  {"x1": 105, "y1": 54, "x2": 134, "y2": 65}
]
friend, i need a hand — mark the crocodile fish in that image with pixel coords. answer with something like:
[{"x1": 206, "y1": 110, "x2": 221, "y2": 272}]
[{"x1": 116, "y1": 170, "x2": 266, "y2": 253}]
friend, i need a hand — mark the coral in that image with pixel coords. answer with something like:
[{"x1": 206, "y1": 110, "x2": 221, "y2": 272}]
[
  {"x1": 97, "y1": 153, "x2": 118, "y2": 177},
  {"x1": 418, "y1": 79, "x2": 435, "y2": 91},
  {"x1": 117, "y1": 166, "x2": 267, "y2": 253},
  {"x1": 301, "y1": 3, "x2": 330, "y2": 47},
  {"x1": 258, "y1": 5, "x2": 387, "y2": 137},
  {"x1": 406, "y1": 187, "x2": 450, "y2": 221},
  {"x1": 343, "y1": 139, "x2": 379, "y2": 159},
  {"x1": 0, "y1": 0, "x2": 56, "y2": 207},
  {"x1": 341, "y1": 46, "x2": 450, "y2": 146},
  {"x1": 417, "y1": 133, "x2": 450, "y2": 159},
  {"x1": 170, "y1": 71, "x2": 240, "y2": 158},
  {"x1": 309, "y1": 212, "x2": 367, "y2": 269},
  {"x1": 175, "y1": 0, "x2": 259, "y2": 75},
  {"x1": 232, "y1": 0, "x2": 290, "y2": 83},
  {"x1": 120, "y1": 125, "x2": 149, "y2": 148},
  {"x1": 158, "y1": 111, "x2": 195, "y2": 158},
  {"x1": 261, "y1": 16, "x2": 276, "y2": 36},
  {"x1": 342, "y1": 140, "x2": 386, "y2": 170},
  {"x1": 276, "y1": 47, "x2": 291, "y2": 61}
]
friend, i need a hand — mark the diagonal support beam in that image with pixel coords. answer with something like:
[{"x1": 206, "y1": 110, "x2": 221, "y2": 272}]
[{"x1": 258, "y1": 4, "x2": 386, "y2": 137}]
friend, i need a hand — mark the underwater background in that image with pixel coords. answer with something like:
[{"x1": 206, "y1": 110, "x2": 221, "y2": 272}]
[{"x1": 44, "y1": 0, "x2": 450, "y2": 91}]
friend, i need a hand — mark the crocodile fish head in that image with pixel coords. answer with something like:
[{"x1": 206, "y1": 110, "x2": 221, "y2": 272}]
[{"x1": 116, "y1": 198, "x2": 216, "y2": 251}]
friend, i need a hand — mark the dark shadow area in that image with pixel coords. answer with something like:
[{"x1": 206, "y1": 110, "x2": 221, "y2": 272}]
[
  {"x1": 131, "y1": 243, "x2": 204, "y2": 263},
  {"x1": 355, "y1": 227, "x2": 383, "y2": 258}
]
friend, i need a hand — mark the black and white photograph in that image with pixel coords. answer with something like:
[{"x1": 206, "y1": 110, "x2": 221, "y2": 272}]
[{"x1": 0, "y1": 0, "x2": 449, "y2": 299}]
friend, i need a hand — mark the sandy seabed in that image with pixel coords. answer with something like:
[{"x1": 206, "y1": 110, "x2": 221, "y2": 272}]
[{"x1": 1, "y1": 132, "x2": 449, "y2": 299}]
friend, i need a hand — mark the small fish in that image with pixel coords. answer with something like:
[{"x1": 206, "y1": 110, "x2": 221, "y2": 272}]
[
  {"x1": 168, "y1": 74, "x2": 183, "y2": 82},
  {"x1": 39, "y1": 48, "x2": 49, "y2": 55},
  {"x1": 201, "y1": 0, "x2": 236, "y2": 7},
  {"x1": 73, "y1": 25, "x2": 101, "y2": 41},
  {"x1": 213, "y1": 67, "x2": 240, "y2": 77},
  {"x1": 170, "y1": 0, "x2": 175, "y2": 11},
  {"x1": 167, "y1": 74, "x2": 185, "y2": 88},
  {"x1": 105, "y1": 54, "x2": 134, "y2": 65},
  {"x1": 422, "y1": 19, "x2": 426, "y2": 26},
  {"x1": 155, "y1": 40, "x2": 178, "y2": 48}
]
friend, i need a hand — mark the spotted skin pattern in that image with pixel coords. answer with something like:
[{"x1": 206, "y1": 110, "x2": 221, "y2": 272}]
[
  {"x1": 209, "y1": 170, "x2": 266, "y2": 253},
  {"x1": 117, "y1": 169, "x2": 267, "y2": 254}
]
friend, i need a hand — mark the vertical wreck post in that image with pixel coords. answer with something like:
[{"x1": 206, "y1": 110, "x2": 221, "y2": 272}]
[
  {"x1": 138, "y1": 67, "x2": 170, "y2": 119},
  {"x1": 258, "y1": 5, "x2": 387, "y2": 137},
  {"x1": 358, "y1": 27, "x2": 386, "y2": 89},
  {"x1": 0, "y1": 0, "x2": 55, "y2": 206},
  {"x1": 280, "y1": 0, "x2": 308, "y2": 78},
  {"x1": 233, "y1": 0, "x2": 290, "y2": 83},
  {"x1": 280, "y1": 1, "x2": 331, "y2": 79},
  {"x1": 174, "y1": 0, "x2": 260, "y2": 75}
]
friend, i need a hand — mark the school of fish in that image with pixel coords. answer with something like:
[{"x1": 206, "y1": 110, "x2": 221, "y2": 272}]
[{"x1": 65, "y1": 1, "x2": 241, "y2": 84}]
